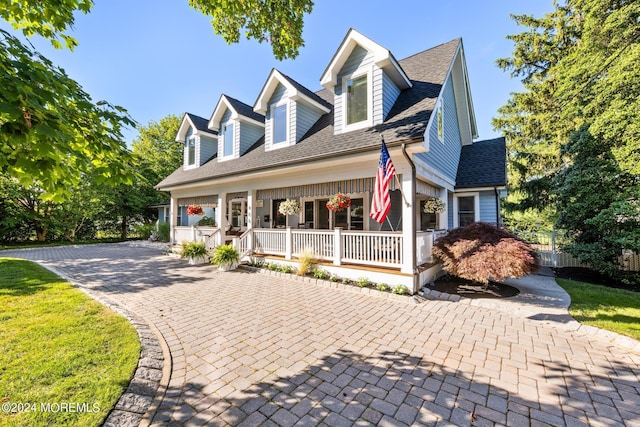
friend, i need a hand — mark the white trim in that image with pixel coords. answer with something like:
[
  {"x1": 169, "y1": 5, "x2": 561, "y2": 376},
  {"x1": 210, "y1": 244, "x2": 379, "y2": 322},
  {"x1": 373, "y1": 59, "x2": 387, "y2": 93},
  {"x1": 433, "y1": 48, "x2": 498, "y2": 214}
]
[
  {"x1": 454, "y1": 186, "x2": 506, "y2": 192},
  {"x1": 175, "y1": 114, "x2": 217, "y2": 142},
  {"x1": 209, "y1": 95, "x2": 265, "y2": 130},
  {"x1": 254, "y1": 69, "x2": 330, "y2": 115},
  {"x1": 452, "y1": 192, "x2": 480, "y2": 228},
  {"x1": 320, "y1": 29, "x2": 411, "y2": 90},
  {"x1": 341, "y1": 68, "x2": 373, "y2": 133}
]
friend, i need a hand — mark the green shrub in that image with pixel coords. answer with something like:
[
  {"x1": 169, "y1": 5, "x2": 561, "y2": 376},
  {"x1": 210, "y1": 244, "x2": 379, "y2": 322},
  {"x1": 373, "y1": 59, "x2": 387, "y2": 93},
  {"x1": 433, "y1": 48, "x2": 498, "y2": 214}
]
[
  {"x1": 313, "y1": 269, "x2": 330, "y2": 280},
  {"x1": 210, "y1": 244, "x2": 240, "y2": 266},
  {"x1": 181, "y1": 241, "x2": 208, "y2": 258},
  {"x1": 197, "y1": 216, "x2": 216, "y2": 226},
  {"x1": 392, "y1": 285, "x2": 410, "y2": 295},
  {"x1": 157, "y1": 222, "x2": 170, "y2": 242},
  {"x1": 376, "y1": 283, "x2": 391, "y2": 292},
  {"x1": 279, "y1": 265, "x2": 295, "y2": 274},
  {"x1": 268, "y1": 263, "x2": 280, "y2": 271},
  {"x1": 341, "y1": 277, "x2": 352, "y2": 285},
  {"x1": 133, "y1": 223, "x2": 155, "y2": 239},
  {"x1": 357, "y1": 277, "x2": 373, "y2": 288},
  {"x1": 330, "y1": 274, "x2": 340, "y2": 282}
]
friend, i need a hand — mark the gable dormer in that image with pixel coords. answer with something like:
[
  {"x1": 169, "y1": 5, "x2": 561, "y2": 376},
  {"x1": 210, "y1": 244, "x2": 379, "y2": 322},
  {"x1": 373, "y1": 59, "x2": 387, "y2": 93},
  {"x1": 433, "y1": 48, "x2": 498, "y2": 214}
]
[
  {"x1": 209, "y1": 95, "x2": 265, "y2": 162},
  {"x1": 254, "y1": 69, "x2": 331, "y2": 151},
  {"x1": 175, "y1": 113, "x2": 218, "y2": 170},
  {"x1": 320, "y1": 29, "x2": 412, "y2": 134}
]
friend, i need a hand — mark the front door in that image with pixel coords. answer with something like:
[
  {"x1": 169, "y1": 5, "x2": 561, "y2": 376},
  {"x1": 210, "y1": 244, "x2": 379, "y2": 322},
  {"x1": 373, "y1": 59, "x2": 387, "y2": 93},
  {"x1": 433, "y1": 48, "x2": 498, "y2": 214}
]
[{"x1": 228, "y1": 199, "x2": 247, "y2": 230}]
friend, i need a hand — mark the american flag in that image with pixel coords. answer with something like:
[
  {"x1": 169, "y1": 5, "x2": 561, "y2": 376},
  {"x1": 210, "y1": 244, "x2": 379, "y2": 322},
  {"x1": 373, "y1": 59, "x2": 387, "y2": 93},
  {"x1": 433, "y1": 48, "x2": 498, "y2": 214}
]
[{"x1": 370, "y1": 139, "x2": 396, "y2": 224}]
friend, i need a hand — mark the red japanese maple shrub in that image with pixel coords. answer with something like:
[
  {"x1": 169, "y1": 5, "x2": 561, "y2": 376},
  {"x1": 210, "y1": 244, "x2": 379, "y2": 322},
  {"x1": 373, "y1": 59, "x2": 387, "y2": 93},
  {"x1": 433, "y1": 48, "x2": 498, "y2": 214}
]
[{"x1": 433, "y1": 222, "x2": 539, "y2": 284}]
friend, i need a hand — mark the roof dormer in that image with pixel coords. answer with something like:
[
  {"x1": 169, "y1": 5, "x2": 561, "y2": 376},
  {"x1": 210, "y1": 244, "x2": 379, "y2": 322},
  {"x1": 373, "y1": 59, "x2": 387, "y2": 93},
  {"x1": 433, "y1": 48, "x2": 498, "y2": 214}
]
[
  {"x1": 209, "y1": 95, "x2": 265, "y2": 161},
  {"x1": 176, "y1": 113, "x2": 218, "y2": 169},
  {"x1": 320, "y1": 29, "x2": 412, "y2": 135},
  {"x1": 254, "y1": 69, "x2": 331, "y2": 151}
]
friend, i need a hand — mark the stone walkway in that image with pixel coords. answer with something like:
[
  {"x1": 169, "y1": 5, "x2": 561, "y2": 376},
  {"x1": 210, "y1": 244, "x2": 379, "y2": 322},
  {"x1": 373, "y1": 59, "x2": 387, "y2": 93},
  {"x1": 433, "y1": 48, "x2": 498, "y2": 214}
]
[{"x1": 3, "y1": 243, "x2": 640, "y2": 426}]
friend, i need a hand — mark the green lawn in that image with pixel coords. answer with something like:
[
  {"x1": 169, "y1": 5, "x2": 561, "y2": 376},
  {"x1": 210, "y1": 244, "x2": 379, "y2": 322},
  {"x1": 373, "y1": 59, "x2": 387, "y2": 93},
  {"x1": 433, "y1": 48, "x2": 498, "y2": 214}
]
[
  {"x1": 557, "y1": 278, "x2": 640, "y2": 341},
  {"x1": 0, "y1": 258, "x2": 140, "y2": 427}
]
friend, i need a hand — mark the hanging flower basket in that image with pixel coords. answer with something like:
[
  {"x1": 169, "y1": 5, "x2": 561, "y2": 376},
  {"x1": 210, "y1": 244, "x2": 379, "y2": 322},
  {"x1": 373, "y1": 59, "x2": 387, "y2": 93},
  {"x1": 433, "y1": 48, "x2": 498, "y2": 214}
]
[
  {"x1": 186, "y1": 205, "x2": 204, "y2": 216},
  {"x1": 326, "y1": 193, "x2": 352, "y2": 212},
  {"x1": 423, "y1": 198, "x2": 446, "y2": 214},
  {"x1": 278, "y1": 199, "x2": 301, "y2": 216}
]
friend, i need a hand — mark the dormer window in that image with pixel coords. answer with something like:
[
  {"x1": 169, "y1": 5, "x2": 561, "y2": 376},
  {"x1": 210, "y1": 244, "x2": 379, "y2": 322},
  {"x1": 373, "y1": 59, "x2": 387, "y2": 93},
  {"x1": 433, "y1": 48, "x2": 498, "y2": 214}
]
[
  {"x1": 223, "y1": 123, "x2": 234, "y2": 157},
  {"x1": 272, "y1": 103, "x2": 287, "y2": 144},
  {"x1": 187, "y1": 136, "x2": 196, "y2": 166},
  {"x1": 346, "y1": 74, "x2": 368, "y2": 125}
]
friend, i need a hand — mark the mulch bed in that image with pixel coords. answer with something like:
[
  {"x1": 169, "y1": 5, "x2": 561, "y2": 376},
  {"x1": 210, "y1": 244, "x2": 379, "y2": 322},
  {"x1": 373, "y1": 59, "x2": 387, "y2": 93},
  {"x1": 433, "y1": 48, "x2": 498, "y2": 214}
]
[{"x1": 430, "y1": 275, "x2": 520, "y2": 299}]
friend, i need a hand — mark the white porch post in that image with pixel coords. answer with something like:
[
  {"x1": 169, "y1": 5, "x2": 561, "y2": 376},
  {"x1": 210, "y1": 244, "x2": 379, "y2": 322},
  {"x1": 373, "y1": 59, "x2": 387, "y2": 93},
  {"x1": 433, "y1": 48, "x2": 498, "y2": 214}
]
[
  {"x1": 217, "y1": 192, "x2": 227, "y2": 246},
  {"x1": 247, "y1": 189, "x2": 256, "y2": 252},
  {"x1": 170, "y1": 196, "x2": 178, "y2": 244},
  {"x1": 333, "y1": 227, "x2": 343, "y2": 266},
  {"x1": 400, "y1": 173, "x2": 415, "y2": 276},
  {"x1": 285, "y1": 227, "x2": 293, "y2": 260}
]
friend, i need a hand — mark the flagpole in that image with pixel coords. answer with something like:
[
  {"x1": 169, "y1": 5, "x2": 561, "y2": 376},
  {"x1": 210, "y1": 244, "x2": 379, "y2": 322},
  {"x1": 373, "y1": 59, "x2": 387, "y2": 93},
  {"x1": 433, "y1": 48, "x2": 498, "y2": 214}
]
[{"x1": 381, "y1": 135, "x2": 410, "y2": 207}]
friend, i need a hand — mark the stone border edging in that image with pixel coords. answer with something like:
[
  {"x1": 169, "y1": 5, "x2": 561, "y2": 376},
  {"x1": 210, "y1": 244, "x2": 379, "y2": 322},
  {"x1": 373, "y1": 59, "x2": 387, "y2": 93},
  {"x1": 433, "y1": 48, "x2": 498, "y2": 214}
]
[
  {"x1": 238, "y1": 265, "x2": 421, "y2": 303},
  {"x1": 33, "y1": 263, "x2": 171, "y2": 427}
]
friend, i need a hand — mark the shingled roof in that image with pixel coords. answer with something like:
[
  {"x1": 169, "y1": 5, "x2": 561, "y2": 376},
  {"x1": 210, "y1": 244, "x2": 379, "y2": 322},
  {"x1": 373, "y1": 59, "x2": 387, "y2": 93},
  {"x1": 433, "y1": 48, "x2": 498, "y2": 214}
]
[
  {"x1": 157, "y1": 39, "x2": 460, "y2": 190},
  {"x1": 185, "y1": 113, "x2": 213, "y2": 134},
  {"x1": 455, "y1": 137, "x2": 507, "y2": 189}
]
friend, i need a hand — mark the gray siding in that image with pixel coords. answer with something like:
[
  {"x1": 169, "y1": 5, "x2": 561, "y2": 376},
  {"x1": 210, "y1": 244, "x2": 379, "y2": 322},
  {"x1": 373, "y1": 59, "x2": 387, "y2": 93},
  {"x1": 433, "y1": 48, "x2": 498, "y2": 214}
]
[
  {"x1": 479, "y1": 190, "x2": 498, "y2": 224},
  {"x1": 382, "y1": 72, "x2": 401, "y2": 120},
  {"x1": 415, "y1": 77, "x2": 462, "y2": 184},
  {"x1": 296, "y1": 102, "x2": 322, "y2": 141},
  {"x1": 199, "y1": 135, "x2": 217, "y2": 166},
  {"x1": 239, "y1": 122, "x2": 264, "y2": 156}
]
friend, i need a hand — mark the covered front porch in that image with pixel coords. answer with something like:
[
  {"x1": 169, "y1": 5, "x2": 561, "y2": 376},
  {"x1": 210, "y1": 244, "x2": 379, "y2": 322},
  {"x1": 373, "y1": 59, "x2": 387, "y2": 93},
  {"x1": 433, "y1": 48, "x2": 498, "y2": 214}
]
[{"x1": 168, "y1": 155, "x2": 450, "y2": 292}]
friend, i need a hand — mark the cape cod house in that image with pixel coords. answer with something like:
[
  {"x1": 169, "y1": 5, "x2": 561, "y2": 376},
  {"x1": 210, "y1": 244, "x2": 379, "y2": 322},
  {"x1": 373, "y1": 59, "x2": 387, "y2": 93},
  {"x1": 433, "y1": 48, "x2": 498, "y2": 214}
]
[{"x1": 156, "y1": 29, "x2": 507, "y2": 293}]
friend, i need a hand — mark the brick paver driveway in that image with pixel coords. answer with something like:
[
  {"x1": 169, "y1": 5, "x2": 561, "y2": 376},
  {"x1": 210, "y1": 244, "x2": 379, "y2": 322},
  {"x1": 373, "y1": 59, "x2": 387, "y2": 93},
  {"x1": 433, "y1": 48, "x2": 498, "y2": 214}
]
[{"x1": 4, "y1": 243, "x2": 640, "y2": 426}]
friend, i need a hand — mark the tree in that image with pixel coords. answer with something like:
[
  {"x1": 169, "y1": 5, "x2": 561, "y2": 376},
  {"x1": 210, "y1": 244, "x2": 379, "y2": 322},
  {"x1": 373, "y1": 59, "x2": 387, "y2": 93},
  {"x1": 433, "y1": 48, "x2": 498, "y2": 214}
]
[
  {"x1": 1, "y1": 29, "x2": 135, "y2": 200},
  {"x1": 2, "y1": 1, "x2": 312, "y2": 198},
  {"x1": 132, "y1": 114, "x2": 184, "y2": 197},
  {"x1": 554, "y1": 126, "x2": 640, "y2": 280},
  {"x1": 433, "y1": 222, "x2": 539, "y2": 284},
  {"x1": 1, "y1": 0, "x2": 313, "y2": 60},
  {"x1": 494, "y1": 0, "x2": 640, "y2": 228}
]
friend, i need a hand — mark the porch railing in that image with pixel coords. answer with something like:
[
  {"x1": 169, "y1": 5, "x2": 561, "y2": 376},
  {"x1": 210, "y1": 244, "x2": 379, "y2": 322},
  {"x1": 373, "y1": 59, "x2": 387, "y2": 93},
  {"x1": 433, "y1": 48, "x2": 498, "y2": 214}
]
[
  {"x1": 174, "y1": 226, "x2": 443, "y2": 270},
  {"x1": 172, "y1": 226, "x2": 222, "y2": 249}
]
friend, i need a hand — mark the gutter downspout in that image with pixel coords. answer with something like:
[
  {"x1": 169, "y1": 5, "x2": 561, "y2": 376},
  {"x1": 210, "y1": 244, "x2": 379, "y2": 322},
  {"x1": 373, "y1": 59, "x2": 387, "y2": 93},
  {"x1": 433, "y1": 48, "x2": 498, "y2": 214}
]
[{"x1": 401, "y1": 143, "x2": 419, "y2": 294}]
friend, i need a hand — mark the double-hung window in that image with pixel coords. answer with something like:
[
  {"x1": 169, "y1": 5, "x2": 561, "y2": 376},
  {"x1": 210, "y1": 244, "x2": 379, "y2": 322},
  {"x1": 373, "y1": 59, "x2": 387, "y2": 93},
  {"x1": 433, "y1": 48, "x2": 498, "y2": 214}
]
[
  {"x1": 272, "y1": 103, "x2": 287, "y2": 145},
  {"x1": 457, "y1": 196, "x2": 476, "y2": 227}
]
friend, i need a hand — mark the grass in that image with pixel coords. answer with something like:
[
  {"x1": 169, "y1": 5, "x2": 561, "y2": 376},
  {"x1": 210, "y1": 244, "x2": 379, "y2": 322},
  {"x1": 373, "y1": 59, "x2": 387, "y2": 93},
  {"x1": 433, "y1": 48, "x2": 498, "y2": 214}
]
[
  {"x1": 0, "y1": 258, "x2": 140, "y2": 427},
  {"x1": 556, "y1": 278, "x2": 640, "y2": 341}
]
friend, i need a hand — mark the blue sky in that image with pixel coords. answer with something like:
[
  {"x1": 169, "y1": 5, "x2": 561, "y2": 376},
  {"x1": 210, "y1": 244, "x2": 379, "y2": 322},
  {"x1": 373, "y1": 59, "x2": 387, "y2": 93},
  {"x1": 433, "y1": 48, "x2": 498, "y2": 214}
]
[{"x1": 2, "y1": 1, "x2": 554, "y2": 145}]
